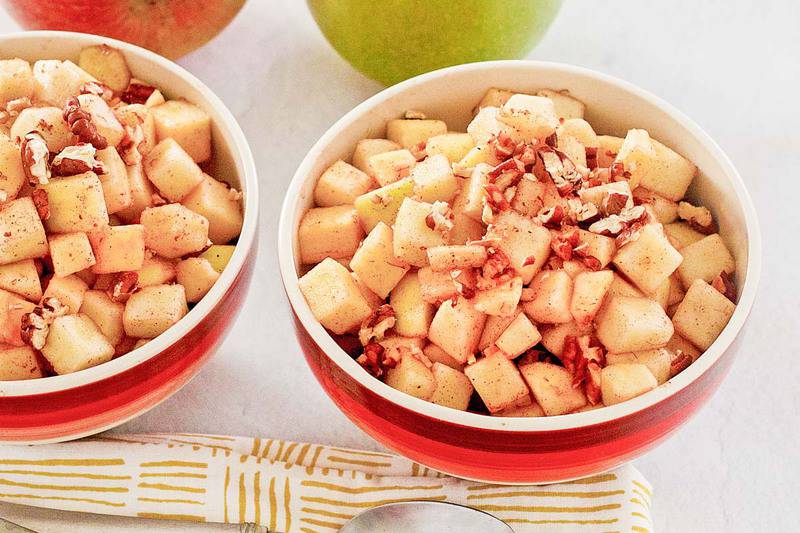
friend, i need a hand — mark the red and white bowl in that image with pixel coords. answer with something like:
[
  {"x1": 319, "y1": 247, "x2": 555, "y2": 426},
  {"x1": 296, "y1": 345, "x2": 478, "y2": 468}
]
[
  {"x1": 279, "y1": 61, "x2": 761, "y2": 483},
  {"x1": 0, "y1": 32, "x2": 259, "y2": 443}
]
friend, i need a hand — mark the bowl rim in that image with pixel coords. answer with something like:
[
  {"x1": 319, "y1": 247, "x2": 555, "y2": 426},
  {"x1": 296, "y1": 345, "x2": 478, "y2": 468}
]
[
  {"x1": 279, "y1": 59, "x2": 761, "y2": 433},
  {"x1": 0, "y1": 31, "x2": 259, "y2": 396}
]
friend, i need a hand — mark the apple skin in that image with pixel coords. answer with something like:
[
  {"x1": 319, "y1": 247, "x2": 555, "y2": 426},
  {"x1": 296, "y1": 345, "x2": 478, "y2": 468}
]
[
  {"x1": 308, "y1": 0, "x2": 563, "y2": 86},
  {"x1": 0, "y1": 0, "x2": 245, "y2": 59}
]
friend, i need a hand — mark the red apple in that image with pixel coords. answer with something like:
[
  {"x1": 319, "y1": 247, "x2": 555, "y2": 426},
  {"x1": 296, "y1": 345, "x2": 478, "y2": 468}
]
[{"x1": 0, "y1": 0, "x2": 246, "y2": 59}]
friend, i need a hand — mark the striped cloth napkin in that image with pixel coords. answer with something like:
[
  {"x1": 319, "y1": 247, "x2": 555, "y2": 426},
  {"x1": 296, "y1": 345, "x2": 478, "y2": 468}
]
[{"x1": 0, "y1": 434, "x2": 654, "y2": 532}]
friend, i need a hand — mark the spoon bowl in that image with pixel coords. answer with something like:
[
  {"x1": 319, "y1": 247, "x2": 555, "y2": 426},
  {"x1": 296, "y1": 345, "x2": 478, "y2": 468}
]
[{"x1": 339, "y1": 501, "x2": 513, "y2": 533}]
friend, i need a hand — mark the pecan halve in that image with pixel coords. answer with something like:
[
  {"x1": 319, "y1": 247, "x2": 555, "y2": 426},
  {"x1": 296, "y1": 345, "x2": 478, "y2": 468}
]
[
  {"x1": 63, "y1": 96, "x2": 108, "y2": 149},
  {"x1": 120, "y1": 83, "x2": 157, "y2": 105},
  {"x1": 51, "y1": 144, "x2": 106, "y2": 176},
  {"x1": 107, "y1": 272, "x2": 140, "y2": 303},
  {"x1": 20, "y1": 131, "x2": 51, "y2": 186},
  {"x1": 711, "y1": 271, "x2": 736, "y2": 303},
  {"x1": 359, "y1": 305, "x2": 396, "y2": 346}
]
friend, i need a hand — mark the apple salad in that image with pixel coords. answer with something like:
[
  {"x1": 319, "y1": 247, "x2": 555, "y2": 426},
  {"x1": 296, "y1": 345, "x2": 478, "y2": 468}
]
[
  {"x1": 298, "y1": 88, "x2": 737, "y2": 417},
  {"x1": 0, "y1": 46, "x2": 243, "y2": 380}
]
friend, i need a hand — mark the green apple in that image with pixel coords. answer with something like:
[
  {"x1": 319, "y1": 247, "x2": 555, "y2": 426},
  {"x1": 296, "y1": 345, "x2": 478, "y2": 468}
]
[{"x1": 307, "y1": 0, "x2": 563, "y2": 85}]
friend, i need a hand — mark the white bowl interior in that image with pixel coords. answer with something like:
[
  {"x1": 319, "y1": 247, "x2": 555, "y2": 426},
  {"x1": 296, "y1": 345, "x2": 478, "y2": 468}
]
[
  {"x1": 0, "y1": 32, "x2": 258, "y2": 396},
  {"x1": 279, "y1": 61, "x2": 760, "y2": 432}
]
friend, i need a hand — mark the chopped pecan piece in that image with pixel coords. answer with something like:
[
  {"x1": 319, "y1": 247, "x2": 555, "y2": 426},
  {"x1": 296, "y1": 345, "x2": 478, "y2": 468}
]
[
  {"x1": 678, "y1": 201, "x2": 717, "y2": 234},
  {"x1": 80, "y1": 81, "x2": 114, "y2": 102},
  {"x1": 585, "y1": 146, "x2": 598, "y2": 170},
  {"x1": 356, "y1": 342, "x2": 396, "y2": 379},
  {"x1": 51, "y1": 144, "x2": 106, "y2": 176},
  {"x1": 711, "y1": 271, "x2": 736, "y2": 302},
  {"x1": 359, "y1": 305, "x2": 396, "y2": 346},
  {"x1": 425, "y1": 201, "x2": 454, "y2": 236},
  {"x1": 20, "y1": 131, "x2": 51, "y2": 186},
  {"x1": 537, "y1": 205, "x2": 565, "y2": 229},
  {"x1": 107, "y1": 272, "x2": 140, "y2": 303},
  {"x1": 410, "y1": 141, "x2": 427, "y2": 161},
  {"x1": 670, "y1": 350, "x2": 693, "y2": 377},
  {"x1": 31, "y1": 189, "x2": 50, "y2": 221},
  {"x1": 20, "y1": 297, "x2": 69, "y2": 350},
  {"x1": 64, "y1": 96, "x2": 108, "y2": 149},
  {"x1": 450, "y1": 268, "x2": 477, "y2": 300},
  {"x1": 120, "y1": 82, "x2": 157, "y2": 105},
  {"x1": 604, "y1": 191, "x2": 630, "y2": 216},
  {"x1": 0, "y1": 97, "x2": 32, "y2": 124},
  {"x1": 551, "y1": 229, "x2": 580, "y2": 261},
  {"x1": 403, "y1": 109, "x2": 427, "y2": 120}
]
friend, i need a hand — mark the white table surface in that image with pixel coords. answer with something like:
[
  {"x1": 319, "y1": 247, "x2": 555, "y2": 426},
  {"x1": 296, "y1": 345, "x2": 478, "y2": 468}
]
[{"x1": 1, "y1": 1, "x2": 798, "y2": 531}]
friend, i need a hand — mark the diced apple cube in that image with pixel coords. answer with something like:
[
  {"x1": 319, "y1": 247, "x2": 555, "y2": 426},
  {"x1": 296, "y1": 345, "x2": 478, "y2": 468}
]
[
  {"x1": 352, "y1": 272, "x2": 384, "y2": 310},
  {"x1": 367, "y1": 149, "x2": 416, "y2": 187},
  {"x1": 77, "y1": 93, "x2": 125, "y2": 147},
  {"x1": 578, "y1": 182, "x2": 632, "y2": 212},
  {"x1": 575, "y1": 229, "x2": 616, "y2": 269},
  {"x1": 0, "y1": 345, "x2": 43, "y2": 380},
  {"x1": 88, "y1": 224, "x2": 145, "y2": 273},
  {"x1": 417, "y1": 266, "x2": 456, "y2": 304},
  {"x1": 0, "y1": 132, "x2": 26, "y2": 199},
  {"x1": 390, "y1": 271, "x2": 434, "y2": 338},
  {"x1": 393, "y1": 198, "x2": 446, "y2": 267},
  {"x1": 143, "y1": 138, "x2": 204, "y2": 202},
  {"x1": 0, "y1": 58, "x2": 34, "y2": 104},
  {"x1": 141, "y1": 204, "x2": 209, "y2": 259},
  {"x1": 0, "y1": 260, "x2": 41, "y2": 301},
  {"x1": 449, "y1": 186, "x2": 486, "y2": 245},
  {"x1": 423, "y1": 343, "x2": 463, "y2": 370},
  {"x1": 181, "y1": 173, "x2": 243, "y2": 244},
  {"x1": 672, "y1": 279, "x2": 735, "y2": 350},
  {"x1": 115, "y1": 163, "x2": 155, "y2": 223},
  {"x1": 384, "y1": 352, "x2": 436, "y2": 401},
  {"x1": 518, "y1": 360, "x2": 587, "y2": 415},
  {"x1": 349, "y1": 222, "x2": 409, "y2": 298},
  {"x1": 474, "y1": 277, "x2": 523, "y2": 317},
  {"x1": 467, "y1": 107, "x2": 505, "y2": 144},
  {"x1": 123, "y1": 284, "x2": 188, "y2": 338},
  {"x1": 494, "y1": 400, "x2": 545, "y2": 417},
  {"x1": 42, "y1": 172, "x2": 109, "y2": 233},
  {"x1": 9, "y1": 107, "x2": 75, "y2": 151},
  {"x1": 570, "y1": 270, "x2": 614, "y2": 325},
  {"x1": 677, "y1": 233, "x2": 735, "y2": 289},
  {"x1": 666, "y1": 333, "x2": 702, "y2": 363},
  {"x1": 410, "y1": 154, "x2": 459, "y2": 203},
  {"x1": 556, "y1": 133, "x2": 587, "y2": 167},
  {"x1": 478, "y1": 308, "x2": 521, "y2": 351},
  {"x1": 43, "y1": 274, "x2": 88, "y2": 313},
  {"x1": 475, "y1": 88, "x2": 516, "y2": 111},
  {"x1": 613, "y1": 224, "x2": 683, "y2": 294},
  {"x1": 428, "y1": 297, "x2": 486, "y2": 364},
  {"x1": 664, "y1": 222, "x2": 705, "y2": 249},
  {"x1": 351, "y1": 138, "x2": 401, "y2": 173},
  {"x1": 354, "y1": 177, "x2": 414, "y2": 232},
  {"x1": 429, "y1": 363, "x2": 473, "y2": 410},
  {"x1": 456, "y1": 144, "x2": 502, "y2": 170},
  {"x1": 200, "y1": 245, "x2": 235, "y2": 273},
  {"x1": 510, "y1": 177, "x2": 546, "y2": 217},
  {"x1": 0, "y1": 198, "x2": 49, "y2": 265},
  {"x1": 606, "y1": 348, "x2": 671, "y2": 384},
  {"x1": 314, "y1": 160, "x2": 374, "y2": 207},
  {"x1": 600, "y1": 363, "x2": 658, "y2": 406},
  {"x1": 49, "y1": 232, "x2": 96, "y2": 277},
  {"x1": 460, "y1": 163, "x2": 490, "y2": 221},
  {"x1": 80, "y1": 290, "x2": 125, "y2": 346},
  {"x1": 298, "y1": 258, "x2": 372, "y2": 335},
  {"x1": 425, "y1": 133, "x2": 475, "y2": 163},
  {"x1": 486, "y1": 211, "x2": 552, "y2": 284},
  {"x1": 427, "y1": 245, "x2": 487, "y2": 272},
  {"x1": 386, "y1": 118, "x2": 447, "y2": 149},
  {"x1": 536, "y1": 89, "x2": 585, "y2": 120},
  {"x1": 95, "y1": 147, "x2": 132, "y2": 214},
  {"x1": 615, "y1": 129, "x2": 696, "y2": 200},
  {"x1": 498, "y1": 94, "x2": 559, "y2": 142},
  {"x1": 132, "y1": 255, "x2": 176, "y2": 287},
  {"x1": 633, "y1": 188, "x2": 679, "y2": 223},
  {"x1": 0, "y1": 289, "x2": 34, "y2": 346},
  {"x1": 495, "y1": 312, "x2": 541, "y2": 358},
  {"x1": 151, "y1": 100, "x2": 212, "y2": 163},
  {"x1": 558, "y1": 118, "x2": 598, "y2": 148},
  {"x1": 523, "y1": 270, "x2": 573, "y2": 324},
  {"x1": 78, "y1": 44, "x2": 131, "y2": 93},
  {"x1": 32, "y1": 60, "x2": 95, "y2": 107},
  {"x1": 595, "y1": 296, "x2": 674, "y2": 353},
  {"x1": 299, "y1": 205, "x2": 363, "y2": 264},
  {"x1": 540, "y1": 321, "x2": 593, "y2": 357},
  {"x1": 41, "y1": 314, "x2": 114, "y2": 375},
  {"x1": 465, "y1": 352, "x2": 530, "y2": 413},
  {"x1": 175, "y1": 257, "x2": 220, "y2": 303}
]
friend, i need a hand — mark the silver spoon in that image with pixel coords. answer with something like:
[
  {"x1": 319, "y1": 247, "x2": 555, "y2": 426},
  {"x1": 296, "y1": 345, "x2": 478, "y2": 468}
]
[{"x1": 338, "y1": 501, "x2": 514, "y2": 533}]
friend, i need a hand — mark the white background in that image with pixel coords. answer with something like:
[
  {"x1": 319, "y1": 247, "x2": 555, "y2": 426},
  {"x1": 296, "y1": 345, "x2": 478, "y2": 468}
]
[{"x1": 1, "y1": 1, "x2": 798, "y2": 531}]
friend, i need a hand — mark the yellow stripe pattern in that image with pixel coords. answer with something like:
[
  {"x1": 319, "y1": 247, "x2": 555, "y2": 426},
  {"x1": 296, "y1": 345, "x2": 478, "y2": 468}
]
[{"x1": 0, "y1": 433, "x2": 652, "y2": 532}]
